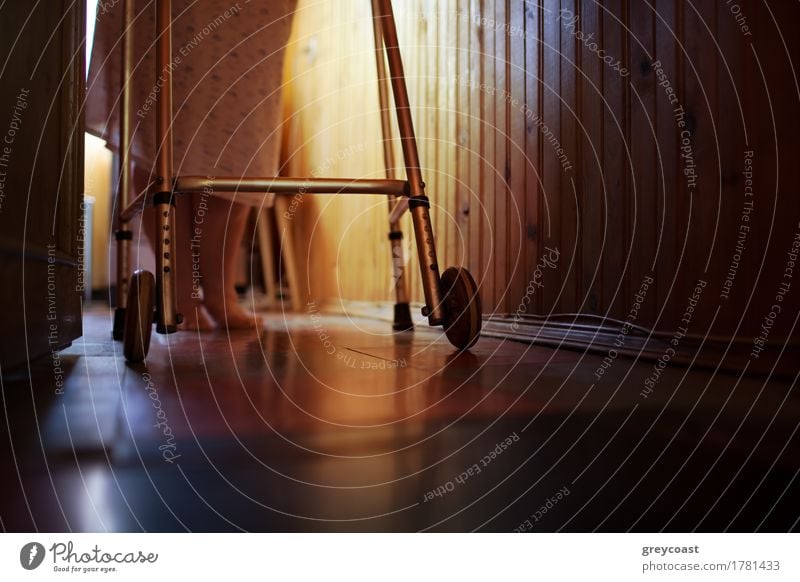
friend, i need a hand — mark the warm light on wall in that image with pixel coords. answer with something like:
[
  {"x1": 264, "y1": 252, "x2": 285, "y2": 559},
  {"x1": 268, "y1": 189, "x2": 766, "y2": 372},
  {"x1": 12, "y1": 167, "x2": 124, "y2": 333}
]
[{"x1": 84, "y1": 132, "x2": 112, "y2": 291}]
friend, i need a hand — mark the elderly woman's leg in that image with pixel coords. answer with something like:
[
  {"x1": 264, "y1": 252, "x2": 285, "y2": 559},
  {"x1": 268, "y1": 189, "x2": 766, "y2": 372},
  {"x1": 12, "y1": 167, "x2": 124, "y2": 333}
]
[{"x1": 197, "y1": 196, "x2": 260, "y2": 329}]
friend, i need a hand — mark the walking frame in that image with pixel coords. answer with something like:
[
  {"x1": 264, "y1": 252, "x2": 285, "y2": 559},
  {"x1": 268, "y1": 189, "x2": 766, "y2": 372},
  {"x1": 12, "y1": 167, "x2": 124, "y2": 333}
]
[{"x1": 113, "y1": 0, "x2": 482, "y2": 362}]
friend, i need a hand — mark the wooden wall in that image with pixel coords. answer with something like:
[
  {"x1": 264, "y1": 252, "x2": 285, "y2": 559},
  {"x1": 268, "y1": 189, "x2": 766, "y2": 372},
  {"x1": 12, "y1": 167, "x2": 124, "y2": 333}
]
[
  {"x1": 0, "y1": 0, "x2": 85, "y2": 368},
  {"x1": 282, "y1": 0, "x2": 800, "y2": 371}
]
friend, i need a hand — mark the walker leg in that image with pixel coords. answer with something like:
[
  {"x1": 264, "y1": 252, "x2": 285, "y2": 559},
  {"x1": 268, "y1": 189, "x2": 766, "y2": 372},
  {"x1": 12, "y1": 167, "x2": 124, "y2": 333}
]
[
  {"x1": 153, "y1": 0, "x2": 180, "y2": 333},
  {"x1": 371, "y1": 0, "x2": 412, "y2": 331},
  {"x1": 374, "y1": 0, "x2": 444, "y2": 326},
  {"x1": 113, "y1": 229, "x2": 131, "y2": 340},
  {"x1": 153, "y1": 195, "x2": 179, "y2": 332},
  {"x1": 113, "y1": 0, "x2": 135, "y2": 341}
]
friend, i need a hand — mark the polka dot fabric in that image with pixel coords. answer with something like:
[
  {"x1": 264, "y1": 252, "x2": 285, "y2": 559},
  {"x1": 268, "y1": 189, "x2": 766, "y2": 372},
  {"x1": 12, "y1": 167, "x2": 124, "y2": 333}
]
[{"x1": 87, "y1": 0, "x2": 297, "y2": 197}]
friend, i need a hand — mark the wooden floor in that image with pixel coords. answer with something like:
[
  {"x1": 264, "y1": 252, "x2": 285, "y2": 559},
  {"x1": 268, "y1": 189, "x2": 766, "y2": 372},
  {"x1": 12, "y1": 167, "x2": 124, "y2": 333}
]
[{"x1": 1, "y1": 304, "x2": 798, "y2": 532}]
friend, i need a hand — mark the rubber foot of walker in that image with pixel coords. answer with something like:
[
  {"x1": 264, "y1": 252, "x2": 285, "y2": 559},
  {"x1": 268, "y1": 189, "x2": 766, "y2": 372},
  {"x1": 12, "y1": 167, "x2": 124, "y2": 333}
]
[
  {"x1": 393, "y1": 303, "x2": 414, "y2": 332},
  {"x1": 112, "y1": 308, "x2": 125, "y2": 341},
  {"x1": 156, "y1": 323, "x2": 179, "y2": 334}
]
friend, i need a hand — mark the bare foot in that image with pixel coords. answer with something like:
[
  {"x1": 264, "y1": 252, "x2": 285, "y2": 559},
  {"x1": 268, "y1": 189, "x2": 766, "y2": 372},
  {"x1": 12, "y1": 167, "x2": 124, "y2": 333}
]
[
  {"x1": 205, "y1": 301, "x2": 263, "y2": 330},
  {"x1": 179, "y1": 305, "x2": 216, "y2": 331}
]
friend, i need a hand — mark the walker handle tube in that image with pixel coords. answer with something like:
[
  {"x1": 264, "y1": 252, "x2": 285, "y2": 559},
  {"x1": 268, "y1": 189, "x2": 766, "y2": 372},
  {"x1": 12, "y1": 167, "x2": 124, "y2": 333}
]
[
  {"x1": 374, "y1": 0, "x2": 445, "y2": 325},
  {"x1": 113, "y1": 0, "x2": 135, "y2": 340},
  {"x1": 153, "y1": 0, "x2": 180, "y2": 333}
]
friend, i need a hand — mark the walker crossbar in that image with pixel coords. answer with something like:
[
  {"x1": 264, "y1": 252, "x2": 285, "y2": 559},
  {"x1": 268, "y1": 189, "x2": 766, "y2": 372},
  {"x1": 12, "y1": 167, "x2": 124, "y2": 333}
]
[
  {"x1": 174, "y1": 176, "x2": 410, "y2": 196},
  {"x1": 119, "y1": 177, "x2": 410, "y2": 222}
]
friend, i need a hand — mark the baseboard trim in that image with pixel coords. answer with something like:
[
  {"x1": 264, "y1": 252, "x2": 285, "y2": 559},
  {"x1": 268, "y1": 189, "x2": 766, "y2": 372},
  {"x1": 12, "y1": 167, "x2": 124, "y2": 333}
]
[
  {"x1": 491, "y1": 315, "x2": 799, "y2": 378},
  {"x1": 319, "y1": 300, "x2": 796, "y2": 378}
]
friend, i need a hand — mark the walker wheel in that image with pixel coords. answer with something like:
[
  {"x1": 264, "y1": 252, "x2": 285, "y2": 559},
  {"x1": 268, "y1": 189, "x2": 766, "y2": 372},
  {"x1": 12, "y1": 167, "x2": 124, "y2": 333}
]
[
  {"x1": 123, "y1": 270, "x2": 155, "y2": 363},
  {"x1": 440, "y1": 267, "x2": 482, "y2": 350}
]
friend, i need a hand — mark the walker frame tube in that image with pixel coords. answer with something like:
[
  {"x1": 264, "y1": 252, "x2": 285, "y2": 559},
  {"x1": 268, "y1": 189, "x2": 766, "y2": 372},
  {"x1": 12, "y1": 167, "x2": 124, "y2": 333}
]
[
  {"x1": 120, "y1": 177, "x2": 410, "y2": 222},
  {"x1": 374, "y1": 0, "x2": 444, "y2": 324},
  {"x1": 371, "y1": 0, "x2": 412, "y2": 326},
  {"x1": 113, "y1": 0, "x2": 135, "y2": 340},
  {"x1": 151, "y1": 0, "x2": 180, "y2": 333},
  {"x1": 117, "y1": 0, "x2": 448, "y2": 335}
]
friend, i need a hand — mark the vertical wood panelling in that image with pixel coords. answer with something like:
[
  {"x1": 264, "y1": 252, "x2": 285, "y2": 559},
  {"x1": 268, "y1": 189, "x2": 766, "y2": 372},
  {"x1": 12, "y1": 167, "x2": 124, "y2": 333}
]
[
  {"x1": 493, "y1": 0, "x2": 509, "y2": 313},
  {"x1": 455, "y1": 0, "x2": 469, "y2": 265},
  {"x1": 508, "y1": 0, "x2": 527, "y2": 311},
  {"x1": 523, "y1": 0, "x2": 542, "y2": 315},
  {"x1": 480, "y1": 0, "x2": 497, "y2": 308},
  {"x1": 754, "y1": 0, "x2": 800, "y2": 343},
  {"x1": 653, "y1": 0, "x2": 680, "y2": 331},
  {"x1": 682, "y1": 0, "x2": 717, "y2": 332},
  {"x1": 558, "y1": 0, "x2": 579, "y2": 314},
  {"x1": 467, "y1": 0, "x2": 483, "y2": 282},
  {"x1": 600, "y1": 0, "x2": 627, "y2": 318},
  {"x1": 714, "y1": 0, "x2": 746, "y2": 336},
  {"x1": 579, "y1": 0, "x2": 604, "y2": 316},
  {"x1": 628, "y1": 0, "x2": 657, "y2": 324},
  {"x1": 282, "y1": 0, "x2": 800, "y2": 353},
  {"x1": 539, "y1": 3, "x2": 562, "y2": 314}
]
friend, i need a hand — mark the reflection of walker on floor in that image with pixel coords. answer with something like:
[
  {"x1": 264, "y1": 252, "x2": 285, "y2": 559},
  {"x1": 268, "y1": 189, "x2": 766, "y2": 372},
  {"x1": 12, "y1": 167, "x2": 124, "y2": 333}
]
[{"x1": 113, "y1": 0, "x2": 482, "y2": 363}]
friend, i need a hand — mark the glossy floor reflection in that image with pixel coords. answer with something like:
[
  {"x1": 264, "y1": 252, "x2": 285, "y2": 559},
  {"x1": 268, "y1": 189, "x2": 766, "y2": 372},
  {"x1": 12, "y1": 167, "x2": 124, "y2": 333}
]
[{"x1": 1, "y1": 305, "x2": 799, "y2": 531}]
